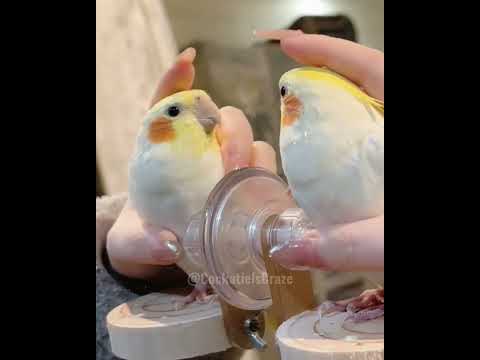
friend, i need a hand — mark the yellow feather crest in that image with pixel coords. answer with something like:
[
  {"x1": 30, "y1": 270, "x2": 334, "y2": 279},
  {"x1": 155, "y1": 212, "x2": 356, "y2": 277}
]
[{"x1": 284, "y1": 67, "x2": 384, "y2": 116}]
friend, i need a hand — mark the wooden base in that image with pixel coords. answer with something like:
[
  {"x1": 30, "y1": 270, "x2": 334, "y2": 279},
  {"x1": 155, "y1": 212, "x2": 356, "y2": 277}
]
[
  {"x1": 107, "y1": 293, "x2": 231, "y2": 360},
  {"x1": 276, "y1": 310, "x2": 384, "y2": 360}
]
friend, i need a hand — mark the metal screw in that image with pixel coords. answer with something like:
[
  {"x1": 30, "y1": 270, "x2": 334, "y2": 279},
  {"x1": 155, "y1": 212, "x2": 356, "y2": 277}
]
[{"x1": 244, "y1": 318, "x2": 267, "y2": 351}]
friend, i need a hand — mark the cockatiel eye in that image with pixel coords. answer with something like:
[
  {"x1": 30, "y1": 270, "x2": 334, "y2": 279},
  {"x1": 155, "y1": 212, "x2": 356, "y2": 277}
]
[
  {"x1": 167, "y1": 105, "x2": 180, "y2": 117},
  {"x1": 280, "y1": 85, "x2": 287, "y2": 97}
]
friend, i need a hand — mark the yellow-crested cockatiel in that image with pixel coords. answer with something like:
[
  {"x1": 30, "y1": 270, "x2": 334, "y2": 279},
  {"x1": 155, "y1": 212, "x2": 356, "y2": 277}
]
[
  {"x1": 278, "y1": 66, "x2": 384, "y2": 322},
  {"x1": 128, "y1": 89, "x2": 224, "y2": 306}
]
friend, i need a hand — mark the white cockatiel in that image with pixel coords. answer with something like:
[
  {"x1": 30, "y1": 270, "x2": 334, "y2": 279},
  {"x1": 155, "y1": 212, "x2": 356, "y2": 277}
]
[
  {"x1": 128, "y1": 89, "x2": 224, "y2": 304},
  {"x1": 278, "y1": 66, "x2": 384, "y2": 322}
]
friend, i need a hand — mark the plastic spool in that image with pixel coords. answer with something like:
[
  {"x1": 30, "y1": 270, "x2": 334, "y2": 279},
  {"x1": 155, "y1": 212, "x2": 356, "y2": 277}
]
[
  {"x1": 107, "y1": 293, "x2": 231, "y2": 360},
  {"x1": 201, "y1": 168, "x2": 296, "y2": 311},
  {"x1": 276, "y1": 310, "x2": 384, "y2": 360}
]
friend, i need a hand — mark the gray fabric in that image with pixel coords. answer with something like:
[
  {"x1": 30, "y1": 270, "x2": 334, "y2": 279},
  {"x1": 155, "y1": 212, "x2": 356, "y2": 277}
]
[
  {"x1": 96, "y1": 264, "x2": 229, "y2": 360},
  {"x1": 96, "y1": 265, "x2": 137, "y2": 360}
]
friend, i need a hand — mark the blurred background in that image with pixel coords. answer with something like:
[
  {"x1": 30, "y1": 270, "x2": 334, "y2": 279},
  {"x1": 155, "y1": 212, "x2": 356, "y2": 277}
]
[{"x1": 97, "y1": 0, "x2": 383, "y2": 197}]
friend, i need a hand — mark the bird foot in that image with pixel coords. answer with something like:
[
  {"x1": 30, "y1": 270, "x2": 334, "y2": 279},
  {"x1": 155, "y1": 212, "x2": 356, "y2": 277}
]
[
  {"x1": 346, "y1": 304, "x2": 384, "y2": 323},
  {"x1": 318, "y1": 288, "x2": 384, "y2": 324},
  {"x1": 173, "y1": 280, "x2": 214, "y2": 310}
]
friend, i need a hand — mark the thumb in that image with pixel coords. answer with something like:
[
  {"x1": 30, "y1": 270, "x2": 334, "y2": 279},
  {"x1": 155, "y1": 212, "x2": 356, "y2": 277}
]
[
  {"x1": 108, "y1": 214, "x2": 182, "y2": 266},
  {"x1": 269, "y1": 216, "x2": 384, "y2": 272},
  {"x1": 217, "y1": 106, "x2": 253, "y2": 173},
  {"x1": 106, "y1": 201, "x2": 183, "y2": 278}
]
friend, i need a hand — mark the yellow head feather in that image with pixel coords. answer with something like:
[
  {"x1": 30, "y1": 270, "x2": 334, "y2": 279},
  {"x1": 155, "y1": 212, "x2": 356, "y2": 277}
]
[
  {"x1": 149, "y1": 90, "x2": 202, "y2": 113},
  {"x1": 170, "y1": 118, "x2": 219, "y2": 159},
  {"x1": 281, "y1": 67, "x2": 384, "y2": 116},
  {"x1": 145, "y1": 90, "x2": 221, "y2": 159}
]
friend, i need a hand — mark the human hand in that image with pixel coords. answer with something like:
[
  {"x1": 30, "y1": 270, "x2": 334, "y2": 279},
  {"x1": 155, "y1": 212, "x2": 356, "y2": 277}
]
[
  {"x1": 106, "y1": 48, "x2": 277, "y2": 280},
  {"x1": 256, "y1": 30, "x2": 383, "y2": 100},
  {"x1": 257, "y1": 31, "x2": 384, "y2": 272}
]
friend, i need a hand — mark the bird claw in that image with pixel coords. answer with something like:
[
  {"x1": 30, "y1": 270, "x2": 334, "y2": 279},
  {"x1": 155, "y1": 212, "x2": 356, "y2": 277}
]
[
  {"x1": 172, "y1": 281, "x2": 213, "y2": 310},
  {"x1": 345, "y1": 304, "x2": 384, "y2": 323},
  {"x1": 318, "y1": 288, "x2": 384, "y2": 324},
  {"x1": 318, "y1": 300, "x2": 347, "y2": 318}
]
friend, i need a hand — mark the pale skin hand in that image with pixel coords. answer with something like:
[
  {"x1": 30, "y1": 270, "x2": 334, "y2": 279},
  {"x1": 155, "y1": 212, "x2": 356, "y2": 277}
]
[
  {"x1": 257, "y1": 31, "x2": 384, "y2": 272},
  {"x1": 107, "y1": 48, "x2": 277, "y2": 280}
]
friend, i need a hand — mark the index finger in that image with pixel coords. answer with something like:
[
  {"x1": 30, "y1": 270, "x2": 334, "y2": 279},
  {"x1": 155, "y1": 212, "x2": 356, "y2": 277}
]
[
  {"x1": 148, "y1": 47, "x2": 197, "y2": 109},
  {"x1": 270, "y1": 215, "x2": 384, "y2": 272},
  {"x1": 256, "y1": 31, "x2": 383, "y2": 100},
  {"x1": 281, "y1": 34, "x2": 384, "y2": 100}
]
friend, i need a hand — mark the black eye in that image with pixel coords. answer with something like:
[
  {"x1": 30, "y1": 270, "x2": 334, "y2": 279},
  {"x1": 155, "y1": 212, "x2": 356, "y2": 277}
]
[
  {"x1": 167, "y1": 106, "x2": 180, "y2": 117},
  {"x1": 280, "y1": 86, "x2": 287, "y2": 97}
]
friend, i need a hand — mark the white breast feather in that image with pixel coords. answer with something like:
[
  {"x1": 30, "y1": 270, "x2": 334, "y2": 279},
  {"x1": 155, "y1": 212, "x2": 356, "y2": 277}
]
[
  {"x1": 129, "y1": 143, "x2": 223, "y2": 237},
  {"x1": 280, "y1": 86, "x2": 384, "y2": 227}
]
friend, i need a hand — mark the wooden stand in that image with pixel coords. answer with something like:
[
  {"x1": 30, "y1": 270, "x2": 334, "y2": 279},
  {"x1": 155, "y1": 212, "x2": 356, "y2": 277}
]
[
  {"x1": 106, "y1": 291, "x2": 384, "y2": 360},
  {"x1": 107, "y1": 293, "x2": 231, "y2": 360},
  {"x1": 276, "y1": 310, "x2": 384, "y2": 360}
]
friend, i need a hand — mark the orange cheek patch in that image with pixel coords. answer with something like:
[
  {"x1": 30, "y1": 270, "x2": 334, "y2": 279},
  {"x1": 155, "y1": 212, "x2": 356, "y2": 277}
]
[
  {"x1": 281, "y1": 95, "x2": 302, "y2": 127},
  {"x1": 148, "y1": 117, "x2": 176, "y2": 143},
  {"x1": 282, "y1": 112, "x2": 300, "y2": 127}
]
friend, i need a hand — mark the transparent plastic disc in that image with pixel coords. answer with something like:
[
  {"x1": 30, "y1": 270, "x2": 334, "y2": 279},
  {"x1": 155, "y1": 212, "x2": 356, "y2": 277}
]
[{"x1": 201, "y1": 168, "x2": 297, "y2": 310}]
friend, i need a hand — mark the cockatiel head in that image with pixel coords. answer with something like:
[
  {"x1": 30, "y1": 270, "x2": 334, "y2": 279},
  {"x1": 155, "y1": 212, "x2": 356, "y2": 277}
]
[
  {"x1": 135, "y1": 89, "x2": 221, "y2": 161},
  {"x1": 278, "y1": 67, "x2": 384, "y2": 227},
  {"x1": 278, "y1": 66, "x2": 383, "y2": 131}
]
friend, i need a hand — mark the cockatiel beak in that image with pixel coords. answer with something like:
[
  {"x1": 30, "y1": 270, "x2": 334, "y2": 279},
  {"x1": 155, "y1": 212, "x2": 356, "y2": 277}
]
[{"x1": 194, "y1": 94, "x2": 220, "y2": 135}]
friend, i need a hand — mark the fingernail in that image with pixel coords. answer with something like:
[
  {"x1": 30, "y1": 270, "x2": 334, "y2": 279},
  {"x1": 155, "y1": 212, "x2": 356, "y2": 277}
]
[
  {"x1": 151, "y1": 239, "x2": 183, "y2": 262},
  {"x1": 224, "y1": 148, "x2": 249, "y2": 173},
  {"x1": 269, "y1": 244, "x2": 310, "y2": 271},
  {"x1": 165, "y1": 240, "x2": 182, "y2": 257},
  {"x1": 225, "y1": 161, "x2": 249, "y2": 173},
  {"x1": 253, "y1": 29, "x2": 304, "y2": 41},
  {"x1": 227, "y1": 161, "x2": 249, "y2": 172},
  {"x1": 177, "y1": 47, "x2": 196, "y2": 63},
  {"x1": 268, "y1": 220, "x2": 323, "y2": 270}
]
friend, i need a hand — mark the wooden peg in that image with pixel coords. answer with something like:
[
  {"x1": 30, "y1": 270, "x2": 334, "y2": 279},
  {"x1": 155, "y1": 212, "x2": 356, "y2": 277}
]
[
  {"x1": 261, "y1": 216, "x2": 316, "y2": 328},
  {"x1": 218, "y1": 299, "x2": 266, "y2": 351}
]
